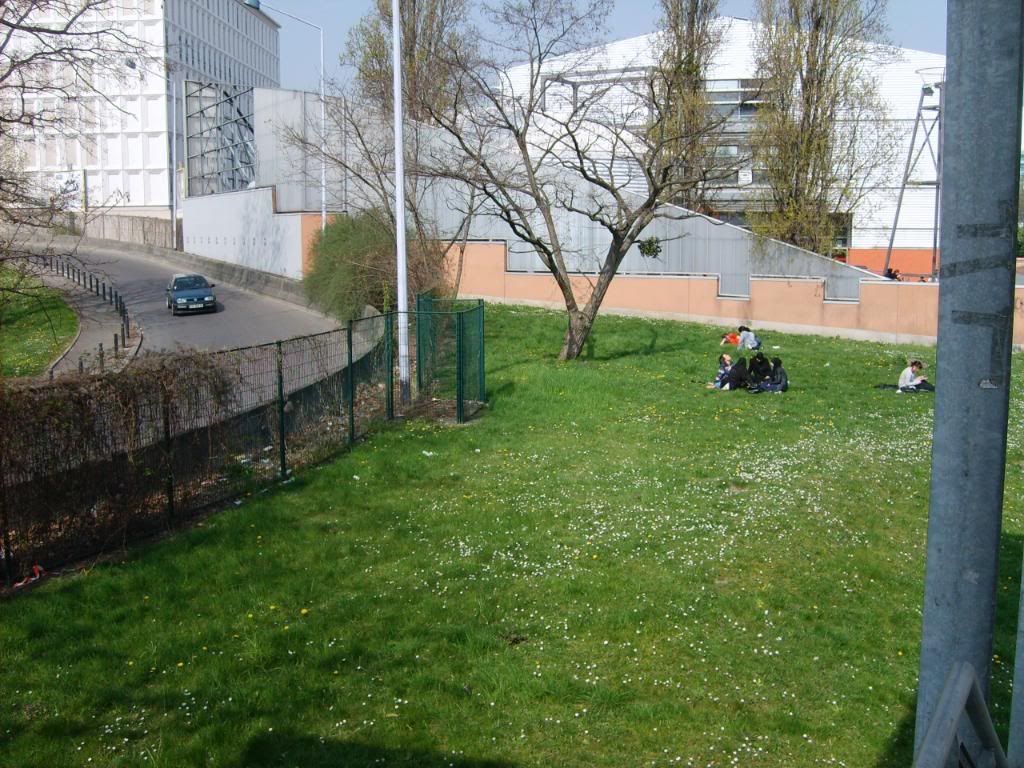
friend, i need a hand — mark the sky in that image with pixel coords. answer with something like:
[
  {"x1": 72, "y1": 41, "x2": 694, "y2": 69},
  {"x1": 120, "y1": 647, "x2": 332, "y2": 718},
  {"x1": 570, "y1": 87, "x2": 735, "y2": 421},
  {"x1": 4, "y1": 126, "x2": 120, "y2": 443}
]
[{"x1": 265, "y1": 0, "x2": 947, "y2": 93}]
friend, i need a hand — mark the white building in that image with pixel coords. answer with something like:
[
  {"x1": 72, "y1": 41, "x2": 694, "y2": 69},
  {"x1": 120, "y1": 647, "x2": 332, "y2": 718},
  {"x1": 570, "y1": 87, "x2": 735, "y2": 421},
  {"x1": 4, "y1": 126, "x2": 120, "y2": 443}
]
[
  {"x1": 506, "y1": 16, "x2": 946, "y2": 276},
  {"x1": 21, "y1": 0, "x2": 280, "y2": 216}
]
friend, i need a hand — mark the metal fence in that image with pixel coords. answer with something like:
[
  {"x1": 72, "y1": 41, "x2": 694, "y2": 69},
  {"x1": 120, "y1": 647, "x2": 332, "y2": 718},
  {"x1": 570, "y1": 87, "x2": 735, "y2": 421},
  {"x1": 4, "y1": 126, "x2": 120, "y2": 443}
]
[{"x1": 0, "y1": 299, "x2": 486, "y2": 585}]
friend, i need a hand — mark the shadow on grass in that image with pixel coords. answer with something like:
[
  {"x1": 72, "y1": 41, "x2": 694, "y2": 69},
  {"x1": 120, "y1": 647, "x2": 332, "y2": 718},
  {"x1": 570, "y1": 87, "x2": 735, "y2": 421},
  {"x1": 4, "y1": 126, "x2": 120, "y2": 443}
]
[
  {"x1": 873, "y1": 532, "x2": 1024, "y2": 767},
  {"x1": 239, "y1": 732, "x2": 516, "y2": 768}
]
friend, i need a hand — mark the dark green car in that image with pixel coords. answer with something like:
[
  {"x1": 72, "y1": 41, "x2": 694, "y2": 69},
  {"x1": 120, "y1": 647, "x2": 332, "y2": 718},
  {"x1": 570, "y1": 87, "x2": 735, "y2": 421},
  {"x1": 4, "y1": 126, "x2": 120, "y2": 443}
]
[{"x1": 166, "y1": 273, "x2": 218, "y2": 316}]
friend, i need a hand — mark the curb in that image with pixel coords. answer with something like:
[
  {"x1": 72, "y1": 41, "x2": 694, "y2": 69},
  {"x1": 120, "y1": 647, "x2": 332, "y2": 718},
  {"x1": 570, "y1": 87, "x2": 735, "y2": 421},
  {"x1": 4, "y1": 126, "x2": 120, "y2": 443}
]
[{"x1": 47, "y1": 310, "x2": 84, "y2": 377}]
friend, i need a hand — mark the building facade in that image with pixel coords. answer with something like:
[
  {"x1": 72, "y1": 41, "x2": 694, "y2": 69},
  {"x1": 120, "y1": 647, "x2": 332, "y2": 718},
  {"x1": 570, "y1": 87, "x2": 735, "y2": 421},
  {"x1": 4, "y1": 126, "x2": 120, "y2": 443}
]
[
  {"x1": 507, "y1": 17, "x2": 946, "y2": 277},
  {"x1": 21, "y1": 0, "x2": 280, "y2": 215}
]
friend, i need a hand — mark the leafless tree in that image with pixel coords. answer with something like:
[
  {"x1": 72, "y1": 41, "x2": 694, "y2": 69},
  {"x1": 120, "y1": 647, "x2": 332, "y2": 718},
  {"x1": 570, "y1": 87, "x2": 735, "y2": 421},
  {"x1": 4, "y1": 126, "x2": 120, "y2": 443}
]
[
  {"x1": 0, "y1": 0, "x2": 145, "y2": 356},
  {"x1": 423, "y1": 0, "x2": 729, "y2": 360}
]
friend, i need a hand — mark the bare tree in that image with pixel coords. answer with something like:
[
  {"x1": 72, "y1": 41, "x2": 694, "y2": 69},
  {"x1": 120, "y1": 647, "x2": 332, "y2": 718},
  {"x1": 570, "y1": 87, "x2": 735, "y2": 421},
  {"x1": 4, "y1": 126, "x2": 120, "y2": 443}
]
[
  {"x1": 0, "y1": 1, "x2": 145, "y2": 367},
  {"x1": 749, "y1": 0, "x2": 897, "y2": 255},
  {"x1": 424, "y1": 0, "x2": 727, "y2": 360},
  {"x1": 0, "y1": 0, "x2": 143, "y2": 221}
]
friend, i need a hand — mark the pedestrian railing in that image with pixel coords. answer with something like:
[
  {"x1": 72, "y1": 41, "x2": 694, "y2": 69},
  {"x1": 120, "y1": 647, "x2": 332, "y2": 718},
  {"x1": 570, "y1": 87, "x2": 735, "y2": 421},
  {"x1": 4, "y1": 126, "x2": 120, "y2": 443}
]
[{"x1": 34, "y1": 254, "x2": 139, "y2": 374}]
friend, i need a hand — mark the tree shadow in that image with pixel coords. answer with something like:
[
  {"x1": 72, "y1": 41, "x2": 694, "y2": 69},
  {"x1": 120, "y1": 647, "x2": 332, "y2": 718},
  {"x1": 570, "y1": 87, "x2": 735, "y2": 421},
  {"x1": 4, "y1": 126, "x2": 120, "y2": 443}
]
[
  {"x1": 583, "y1": 326, "x2": 698, "y2": 362},
  {"x1": 238, "y1": 731, "x2": 517, "y2": 768},
  {"x1": 873, "y1": 531, "x2": 1023, "y2": 766}
]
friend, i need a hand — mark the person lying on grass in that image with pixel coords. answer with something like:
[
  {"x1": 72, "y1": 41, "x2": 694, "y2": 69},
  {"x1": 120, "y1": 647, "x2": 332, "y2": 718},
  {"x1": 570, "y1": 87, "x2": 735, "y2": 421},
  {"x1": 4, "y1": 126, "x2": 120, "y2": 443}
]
[{"x1": 898, "y1": 359, "x2": 935, "y2": 393}]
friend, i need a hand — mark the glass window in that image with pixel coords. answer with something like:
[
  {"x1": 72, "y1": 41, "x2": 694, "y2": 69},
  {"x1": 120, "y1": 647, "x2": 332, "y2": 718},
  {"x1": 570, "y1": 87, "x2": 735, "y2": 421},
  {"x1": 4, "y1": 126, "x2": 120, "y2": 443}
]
[{"x1": 172, "y1": 275, "x2": 210, "y2": 291}]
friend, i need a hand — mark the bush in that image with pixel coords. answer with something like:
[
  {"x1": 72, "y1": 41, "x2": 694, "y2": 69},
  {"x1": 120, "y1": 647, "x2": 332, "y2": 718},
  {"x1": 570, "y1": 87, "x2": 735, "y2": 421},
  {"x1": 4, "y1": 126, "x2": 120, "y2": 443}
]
[{"x1": 305, "y1": 211, "x2": 450, "y2": 321}]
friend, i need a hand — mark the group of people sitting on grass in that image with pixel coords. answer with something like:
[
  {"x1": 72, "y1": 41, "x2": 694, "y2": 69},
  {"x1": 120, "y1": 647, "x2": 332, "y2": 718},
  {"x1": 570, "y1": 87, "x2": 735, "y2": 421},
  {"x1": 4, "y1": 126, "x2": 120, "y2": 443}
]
[
  {"x1": 708, "y1": 326, "x2": 789, "y2": 393},
  {"x1": 709, "y1": 324, "x2": 934, "y2": 396},
  {"x1": 710, "y1": 351, "x2": 790, "y2": 393},
  {"x1": 719, "y1": 325, "x2": 761, "y2": 351}
]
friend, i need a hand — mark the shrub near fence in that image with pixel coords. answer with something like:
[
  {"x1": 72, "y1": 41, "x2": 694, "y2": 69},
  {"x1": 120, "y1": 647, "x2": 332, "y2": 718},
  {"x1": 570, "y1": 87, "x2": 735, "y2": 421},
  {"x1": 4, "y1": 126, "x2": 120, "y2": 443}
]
[{"x1": 0, "y1": 300, "x2": 486, "y2": 585}]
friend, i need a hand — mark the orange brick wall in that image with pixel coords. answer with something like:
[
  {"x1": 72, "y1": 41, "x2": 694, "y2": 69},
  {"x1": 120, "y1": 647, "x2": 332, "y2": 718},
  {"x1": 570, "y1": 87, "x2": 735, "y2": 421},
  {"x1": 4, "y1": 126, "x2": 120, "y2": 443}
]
[
  {"x1": 449, "y1": 241, "x2": 1024, "y2": 345},
  {"x1": 848, "y1": 248, "x2": 938, "y2": 278}
]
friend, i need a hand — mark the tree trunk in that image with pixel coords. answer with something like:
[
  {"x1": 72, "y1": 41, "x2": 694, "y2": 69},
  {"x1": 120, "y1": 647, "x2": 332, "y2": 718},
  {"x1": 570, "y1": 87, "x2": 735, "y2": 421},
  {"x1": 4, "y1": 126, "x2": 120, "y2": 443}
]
[{"x1": 559, "y1": 308, "x2": 594, "y2": 361}]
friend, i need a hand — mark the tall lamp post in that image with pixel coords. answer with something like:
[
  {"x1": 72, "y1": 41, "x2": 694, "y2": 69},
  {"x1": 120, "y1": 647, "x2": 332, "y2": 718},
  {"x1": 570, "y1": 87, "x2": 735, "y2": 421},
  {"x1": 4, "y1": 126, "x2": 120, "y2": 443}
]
[
  {"x1": 392, "y1": 0, "x2": 410, "y2": 402},
  {"x1": 242, "y1": 0, "x2": 327, "y2": 232}
]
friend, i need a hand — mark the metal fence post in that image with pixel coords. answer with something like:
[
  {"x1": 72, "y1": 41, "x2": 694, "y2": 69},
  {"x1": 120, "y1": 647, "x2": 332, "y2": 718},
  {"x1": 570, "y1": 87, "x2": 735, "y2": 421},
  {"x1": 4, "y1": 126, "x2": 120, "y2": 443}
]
[
  {"x1": 385, "y1": 312, "x2": 394, "y2": 420},
  {"x1": 346, "y1": 321, "x2": 356, "y2": 444},
  {"x1": 0, "y1": 481, "x2": 13, "y2": 588},
  {"x1": 162, "y1": 391, "x2": 175, "y2": 524},
  {"x1": 456, "y1": 310, "x2": 465, "y2": 424},
  {"x1": 477, "y1": 300, "x2": 486, "y2": 402},
  {"x1": 276, "y1": 340, "x2": 287, "y2": 481},
  {"x1": 415, "y1": 295, "x2": 425, "y2": 392}
]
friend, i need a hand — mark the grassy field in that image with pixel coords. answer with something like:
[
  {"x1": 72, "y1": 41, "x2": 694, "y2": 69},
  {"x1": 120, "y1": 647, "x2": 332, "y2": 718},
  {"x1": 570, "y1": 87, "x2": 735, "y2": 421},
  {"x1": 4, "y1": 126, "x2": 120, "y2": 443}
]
[
  {"x1": 2, "y1": 304, "x2": 1022, "y2": 767},
  {"x1": 0, "y1": 268, "x2": 78, "y2": 377}
]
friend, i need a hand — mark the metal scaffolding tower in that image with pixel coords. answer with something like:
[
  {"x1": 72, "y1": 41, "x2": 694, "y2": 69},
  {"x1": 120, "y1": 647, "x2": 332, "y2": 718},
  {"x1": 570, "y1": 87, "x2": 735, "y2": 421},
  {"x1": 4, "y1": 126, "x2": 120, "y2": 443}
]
[{"x1": 883, "y1": 70, "x2": 944, "y2": 279}]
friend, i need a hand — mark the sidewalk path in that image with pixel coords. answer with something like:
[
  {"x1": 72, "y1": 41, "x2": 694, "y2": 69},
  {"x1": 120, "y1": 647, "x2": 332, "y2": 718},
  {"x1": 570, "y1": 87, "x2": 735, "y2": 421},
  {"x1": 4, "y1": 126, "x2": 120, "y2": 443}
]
[{"x1": 42, "y1": 271, "x2": 140, "y2": 376}]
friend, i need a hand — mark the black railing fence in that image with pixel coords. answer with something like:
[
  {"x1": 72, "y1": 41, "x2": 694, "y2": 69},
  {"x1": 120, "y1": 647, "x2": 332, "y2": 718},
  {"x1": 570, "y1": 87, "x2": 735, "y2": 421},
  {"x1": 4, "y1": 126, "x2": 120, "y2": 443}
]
[
  {"x1": 0, "y1": 299, "x2": 486, "y2": 585},
  {"x1": 35, "y1": 253, "x2": 139, "y2": 373}
]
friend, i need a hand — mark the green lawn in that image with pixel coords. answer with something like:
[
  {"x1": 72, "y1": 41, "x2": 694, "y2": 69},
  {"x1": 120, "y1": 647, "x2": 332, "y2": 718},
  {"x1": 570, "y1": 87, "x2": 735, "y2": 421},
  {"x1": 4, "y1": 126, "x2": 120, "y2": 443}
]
[
  {"x1": 0, "y1": 268, "x2": 78, "y2": 377},
  {"x1": 2, "y1": 304, "x2": 1022, "y2": 767}
]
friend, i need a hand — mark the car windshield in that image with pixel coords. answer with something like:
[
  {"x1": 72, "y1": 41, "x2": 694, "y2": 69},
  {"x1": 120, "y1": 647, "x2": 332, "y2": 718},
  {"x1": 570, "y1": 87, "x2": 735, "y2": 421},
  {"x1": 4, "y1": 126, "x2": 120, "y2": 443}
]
[{"x1": 172, "y1": 276, "x2": 209, "y2": 291}]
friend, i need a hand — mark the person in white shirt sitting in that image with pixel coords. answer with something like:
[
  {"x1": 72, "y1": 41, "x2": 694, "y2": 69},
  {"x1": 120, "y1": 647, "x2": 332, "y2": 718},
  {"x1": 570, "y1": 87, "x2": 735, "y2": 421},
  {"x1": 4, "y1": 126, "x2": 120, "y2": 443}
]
[{"x1": 898, "y1": 359, "x2": 935, "y2": 393}]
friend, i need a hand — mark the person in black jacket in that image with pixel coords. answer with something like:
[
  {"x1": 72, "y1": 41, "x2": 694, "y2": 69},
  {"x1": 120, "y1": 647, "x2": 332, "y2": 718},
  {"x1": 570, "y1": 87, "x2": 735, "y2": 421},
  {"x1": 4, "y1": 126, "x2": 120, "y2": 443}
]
[
  {"x1": 751, "y1": 357, "x2": 788, "y2": 393},
  {"x1": 748, "y1": 351, "x2": 772, "y2": 385},
  {"x1": 722, "y1": 357, "x2": 750, "y2": 391}
]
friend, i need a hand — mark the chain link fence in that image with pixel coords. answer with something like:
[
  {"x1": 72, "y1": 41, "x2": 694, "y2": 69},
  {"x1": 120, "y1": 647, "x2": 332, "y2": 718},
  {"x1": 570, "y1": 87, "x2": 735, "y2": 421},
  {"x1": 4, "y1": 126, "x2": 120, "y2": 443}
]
[{"x1": 0, "y1": 298, "x2": 486, "y2": 585}]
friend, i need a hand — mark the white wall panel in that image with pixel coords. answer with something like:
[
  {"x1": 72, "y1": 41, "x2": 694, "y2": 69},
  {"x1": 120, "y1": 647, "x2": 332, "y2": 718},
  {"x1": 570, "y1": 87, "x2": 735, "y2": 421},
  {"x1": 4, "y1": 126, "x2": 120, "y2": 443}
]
[
  {"x1": 147, "y1": 134, "x2": 167, "y2": 167},
  {"x1": 127, "y1": 172, "x2": 144, "y2": 204},
  {"x1": 182, "y1": 187, "x2": 304, "y2": 279}
]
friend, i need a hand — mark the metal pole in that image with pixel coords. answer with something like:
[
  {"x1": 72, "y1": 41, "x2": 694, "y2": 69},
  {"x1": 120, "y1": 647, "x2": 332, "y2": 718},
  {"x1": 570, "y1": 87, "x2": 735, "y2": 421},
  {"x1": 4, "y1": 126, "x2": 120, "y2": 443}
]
[
  {"x1": 478, "y1": 300, "x2": 486, "y2": 402},
  {"x1": 392, "y1": 0, "x2": 411, "y2": 404},
  {"x1": 170, "y1": 73, "x2": 178, "y2": 250},
  {"x1": 930, "y1": 83, "x2": 945, "y2": 279},
  {"x1": 385, "y1": 312, "x2": 394, "y2": 420},
  {"x1": 346, "y1": 321, "x2": 355, "y2": 444},
  {"x1": 162, "y1": 392, "x2": 174, "y2": 524},
  {"x1": 276, "y1": 340, "x2": 287, "y2": 481},
  {"x1": 914, "y1": 0, "x2": 1024, "y2": 759},
  {"x1": 319, "y1": 27, "x2": 326, "y2": 232},
  {"x1": 455, "y1": 311, "x2": 465, "y2": 424},
  {"x1": 243, "y1": 1, "x2": 325, "y2": 231}
]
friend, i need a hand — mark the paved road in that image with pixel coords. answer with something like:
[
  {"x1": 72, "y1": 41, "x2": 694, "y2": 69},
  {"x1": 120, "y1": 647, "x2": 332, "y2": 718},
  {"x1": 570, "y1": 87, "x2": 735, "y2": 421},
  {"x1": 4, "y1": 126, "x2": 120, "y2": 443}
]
[{"x1": 70, "y1": 243, "x2": 339, "y2": 353}]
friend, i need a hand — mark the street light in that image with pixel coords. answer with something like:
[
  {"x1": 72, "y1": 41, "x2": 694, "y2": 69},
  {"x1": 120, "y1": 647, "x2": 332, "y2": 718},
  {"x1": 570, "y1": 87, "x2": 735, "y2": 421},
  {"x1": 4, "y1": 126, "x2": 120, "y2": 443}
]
[
  {"x1": 392, "y1": 0, "x2": 411, "y2": 403},
  {"x1": 242, "y1": 0, "x2": 327, "y2": 232}
]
